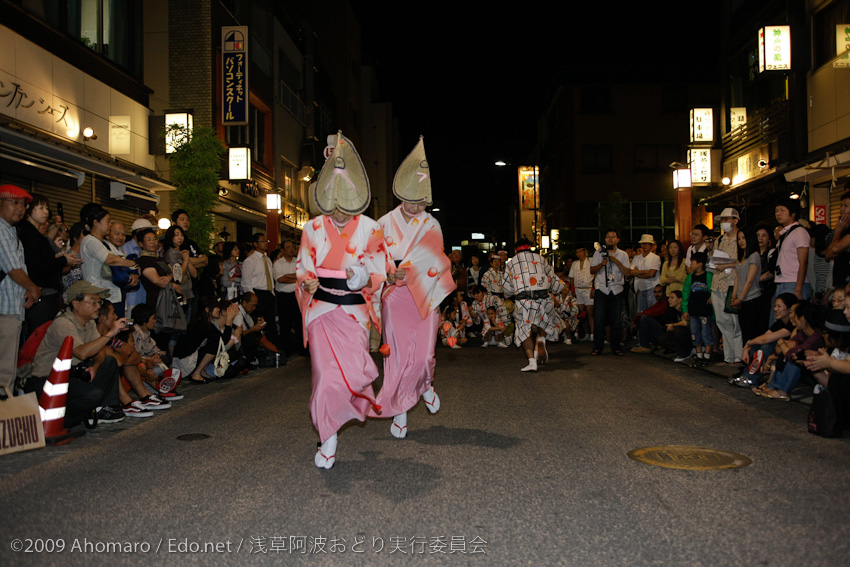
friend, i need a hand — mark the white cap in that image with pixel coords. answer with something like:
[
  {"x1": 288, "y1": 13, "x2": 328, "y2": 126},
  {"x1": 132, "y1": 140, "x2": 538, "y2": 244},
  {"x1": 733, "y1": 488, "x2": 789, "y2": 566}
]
[
  {"x1": 131, "y1": 218, "x2": 155, "y2": 232},
  {"x1": 719, "y1": 207, "x2": 740, "y2": 219}
]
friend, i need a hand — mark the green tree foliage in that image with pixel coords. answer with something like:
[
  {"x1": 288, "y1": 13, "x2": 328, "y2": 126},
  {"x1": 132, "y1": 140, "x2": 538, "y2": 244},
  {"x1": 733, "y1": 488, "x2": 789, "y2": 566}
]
[{"x1": 167, "y1": 126, "x2": 224, "y2": 252}]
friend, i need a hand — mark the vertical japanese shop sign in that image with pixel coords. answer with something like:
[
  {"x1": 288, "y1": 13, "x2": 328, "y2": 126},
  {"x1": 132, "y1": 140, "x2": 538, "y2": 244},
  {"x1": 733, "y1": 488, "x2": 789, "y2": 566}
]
[
  {"x1": 836, "y1": 25, "x2": 850, "y2": 69},
  {"x1": 222, "y1": 26, "x2": 248, "y2": 126},
  {"x1": 758, "y1": 26, "x2": 791, "y2": 72},
  {"x1": 689, "y1": 108, "x2": 714, "y2": 144}
]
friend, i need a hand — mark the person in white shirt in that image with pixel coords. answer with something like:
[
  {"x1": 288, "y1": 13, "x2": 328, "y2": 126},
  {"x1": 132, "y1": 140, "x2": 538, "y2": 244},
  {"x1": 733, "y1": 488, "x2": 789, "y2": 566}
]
[
  {"x1": 241, "y1": 233, "x2": 279, "y2": 350},
  {"x1": 273, "y1": 239, "x2": 304, "y2": 356},
  {"x1": 631, "y1": 234, "x2": 662, "y2": 313},
  {"x1": 568, "y1": 246, "x2": 594, "y2": 340},
  {"x1": 685, "y1": 224, "x2": 711, "y2": 273},
  {"x1": 589, "y1": 228, "x2": 632, "y2": 355}
]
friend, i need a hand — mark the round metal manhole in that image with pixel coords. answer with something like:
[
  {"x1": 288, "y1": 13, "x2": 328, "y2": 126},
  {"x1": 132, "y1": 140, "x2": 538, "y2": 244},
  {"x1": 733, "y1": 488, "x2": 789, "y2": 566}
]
[
  {"x1": 176, "y1": 433, "x2": 211, "y2": 442},
  {"x1": 628, "y1": 445, "x2": 752, "y2": 470}
]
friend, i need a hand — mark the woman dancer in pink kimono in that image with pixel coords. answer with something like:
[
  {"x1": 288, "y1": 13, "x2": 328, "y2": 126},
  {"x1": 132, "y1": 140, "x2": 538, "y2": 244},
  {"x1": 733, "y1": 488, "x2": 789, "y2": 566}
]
[
  {"x1": 371, "y1": 138, "x2": 455, "y2": 438},
  {"x1": 296, "y1": 133, "x2": 388, "y2": 469}
]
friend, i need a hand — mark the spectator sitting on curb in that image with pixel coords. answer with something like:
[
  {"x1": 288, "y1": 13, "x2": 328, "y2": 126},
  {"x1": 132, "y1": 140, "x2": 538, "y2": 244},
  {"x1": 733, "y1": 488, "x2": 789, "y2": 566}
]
[
  {"x1": 96, "y1": 300, "x2": 171, "y2": 413},
  {"x1": 27, "y1": 280, "x2": 145, "y2": 424},
  {"x1": 753, "y1": 300, "x2": 825, "y2": 400},
  {"x1": 630, "y1": 285, "x2": 671, "y2": 353},
  {"x1": 729, "y1": 293, "x2": 799, "y2": 388}
]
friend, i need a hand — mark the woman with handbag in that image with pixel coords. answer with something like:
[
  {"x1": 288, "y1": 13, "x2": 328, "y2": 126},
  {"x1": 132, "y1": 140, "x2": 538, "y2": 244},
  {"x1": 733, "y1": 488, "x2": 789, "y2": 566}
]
[
  {"x1": 171, "y1": 297, "x2": 239, "y2": 384},
  {"x1": 80, "y1": 204, "x2": 138, "y2": 317},
  {"x1": 163, "y1": 225, "x2": 196, "y2": 306},
  {"x1": 136, "y1": 227, "x2": 182, "y2": 352}
]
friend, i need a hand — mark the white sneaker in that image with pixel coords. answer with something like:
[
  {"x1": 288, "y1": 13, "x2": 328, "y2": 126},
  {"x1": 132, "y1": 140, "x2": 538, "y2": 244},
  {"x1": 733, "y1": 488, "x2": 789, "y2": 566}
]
[
  {"x1": 422, "y1": 386, "x2": 441, "y2": 413},
  {"x1": 481, "y1": 343, "x2": 489, "y2": 348},
  {"x1": 122, "y1": 401, "x2": 154, "y2": 418},
  {"x1": 521, "y1": 358, "x2": 538, "y2": 372},
  {"x1": 451, "y1": 344, "x2": 462, "y2": 349},
  {"x1": 564, "y1": 337, "x2": 572, "y2": 345},
  {"x1": 674, "y1": 348, "x2": 696, "y2": 363},
  {"x1": 391, "y1": 412, "x2": 408, "y2": 439},
  {"x1": 138, "y1": 394, "x2": 171, "y2": 411},
  {"x1": 497, "y1": 342, "x2": 509, "y2": 348},
  {"x1": 315, "y1": 433, "x2": 338, "y2": 469}
]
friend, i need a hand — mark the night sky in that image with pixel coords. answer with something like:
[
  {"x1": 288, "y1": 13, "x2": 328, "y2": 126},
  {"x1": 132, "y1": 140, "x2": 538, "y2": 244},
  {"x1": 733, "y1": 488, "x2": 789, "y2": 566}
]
[{"x1": 354, "y1": 2, "x2": 722, "y2": 238}]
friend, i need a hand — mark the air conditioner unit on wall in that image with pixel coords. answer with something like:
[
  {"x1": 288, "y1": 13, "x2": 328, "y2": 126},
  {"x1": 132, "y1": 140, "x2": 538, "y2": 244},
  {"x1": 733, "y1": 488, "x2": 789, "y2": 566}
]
[{"x1": 109, "y1": 181, "x2": 161, "y2": 208}]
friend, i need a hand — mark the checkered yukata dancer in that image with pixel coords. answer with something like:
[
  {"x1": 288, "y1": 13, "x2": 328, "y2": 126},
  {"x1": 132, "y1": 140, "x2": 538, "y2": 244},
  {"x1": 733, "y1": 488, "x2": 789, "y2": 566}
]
[{"x1": 503, "y1": 238, "x2": 565, "y2": 371}]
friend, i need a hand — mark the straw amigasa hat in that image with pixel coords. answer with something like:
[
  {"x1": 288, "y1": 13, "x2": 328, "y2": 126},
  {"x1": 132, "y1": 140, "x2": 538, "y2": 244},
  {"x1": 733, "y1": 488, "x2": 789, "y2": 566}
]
[
  {"x1": 310, "y1": 131, "x2": 371, "y2": 216},
  {"x1": 393, "y1": 136, "x2": 432, "y2": 205}
]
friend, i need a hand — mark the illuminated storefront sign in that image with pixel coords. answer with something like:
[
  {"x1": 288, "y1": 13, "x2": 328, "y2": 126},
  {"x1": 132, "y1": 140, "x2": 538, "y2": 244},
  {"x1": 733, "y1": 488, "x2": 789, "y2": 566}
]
[
  {"x1": 759, "y1": 26, "x2": 791, "y2": 72},
  {"x1": 730, "y1": 108, "x2": 747, "y2": 132},
  {"x1": 689, "y1": 149, "x2": 711, "y2": 185},
  {"x1": 836, "y1": 25, "x2": 850, "y2": 68},
  {"x1": 228, "y1": 147, "x2": 251, "y2": 180},
  {"x1": 690, "y1": 108, "x2": 714, "y2": 144},
  {"x1": 222, "y1": 26, "x2": 249, "y2": 125},
  {"x1": 518, "y1": 166, "x2": 538, "y2": 211}
]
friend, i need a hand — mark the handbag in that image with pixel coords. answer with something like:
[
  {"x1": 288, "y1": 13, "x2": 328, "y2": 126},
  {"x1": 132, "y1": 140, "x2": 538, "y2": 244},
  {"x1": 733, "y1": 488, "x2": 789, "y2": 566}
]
[
  {"x1": 723, "y1": 285, "x2": 739, "y2": 314},
  {"x1": 213, "y1": 338, "x2": 230, "y2": 377},
  {"x1": 808, "y1": 385, "x2": 843, "y2": 437},
  {"x1": 0, "y1": 385, "x2": 46, "y2": 455},
  {"x1": 154, "y1": 283, "x2": 187, "y2": 333}
]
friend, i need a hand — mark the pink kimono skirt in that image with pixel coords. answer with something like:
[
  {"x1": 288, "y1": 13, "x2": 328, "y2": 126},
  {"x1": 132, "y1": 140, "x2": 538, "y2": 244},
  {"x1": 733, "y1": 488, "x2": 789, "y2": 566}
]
[
  {"x1": 370, "y1": 285, "x2": 439, "y2": 418},
  {"x1": 308, "y1": 307, "x2": 380, "y2": 442}
]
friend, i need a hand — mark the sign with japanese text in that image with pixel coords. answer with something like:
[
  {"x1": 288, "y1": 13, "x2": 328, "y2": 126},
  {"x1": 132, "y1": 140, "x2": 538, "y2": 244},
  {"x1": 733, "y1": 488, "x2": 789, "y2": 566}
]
[
  {"x1": 689, "y1": 148, "x2": 711, "y2": 185},
  {"x1": 836, "y1": 25, "x2": 850, "y2": 68},
  {"x1": 222, "y1": 26, "x2": 249, "y2": 126},
  {"x1": 690, "y1": 108, "x2": 714, "y2": 144},
  {"x1": 759, "y1": 26, "x2": 791, "y2": 72},
  {"x1": 730, "y1": 108, "x2": 747, "y2": 133}
]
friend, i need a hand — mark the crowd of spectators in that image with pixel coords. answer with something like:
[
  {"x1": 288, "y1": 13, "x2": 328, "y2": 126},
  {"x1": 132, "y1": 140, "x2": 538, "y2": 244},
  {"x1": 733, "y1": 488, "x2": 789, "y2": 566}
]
[
  {"x1": 3, "y1": 183, "x2": 850, "y2": 436},
  {"x1": 2, "y1": 188, "x2": 301, "y2": 428}
]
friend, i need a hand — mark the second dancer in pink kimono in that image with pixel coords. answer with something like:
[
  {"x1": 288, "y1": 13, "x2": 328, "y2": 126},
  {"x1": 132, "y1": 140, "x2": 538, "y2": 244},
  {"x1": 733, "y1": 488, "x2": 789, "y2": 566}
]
[
  {"x1": 370, "y1": 137, "x2": 455, "y2": 438},
  {"x1": 297, "y1": 132, "x2": 388, "y2": 469}
]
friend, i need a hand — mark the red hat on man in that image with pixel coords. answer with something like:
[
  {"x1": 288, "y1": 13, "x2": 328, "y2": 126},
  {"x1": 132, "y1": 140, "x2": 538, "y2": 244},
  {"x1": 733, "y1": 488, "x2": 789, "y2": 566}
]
[{"x1": 0, "y1": 184, "x2": 33, "y2": 203}]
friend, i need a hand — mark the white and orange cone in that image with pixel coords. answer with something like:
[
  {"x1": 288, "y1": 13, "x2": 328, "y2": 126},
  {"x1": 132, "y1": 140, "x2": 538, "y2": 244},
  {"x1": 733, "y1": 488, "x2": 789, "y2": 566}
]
[{"x1": 38, "y1": 336, "x2": 85, "y2": 445}]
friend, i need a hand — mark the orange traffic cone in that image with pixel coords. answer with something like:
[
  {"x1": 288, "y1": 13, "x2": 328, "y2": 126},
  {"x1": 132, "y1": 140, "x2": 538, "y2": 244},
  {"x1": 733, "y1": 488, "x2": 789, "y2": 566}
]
[{"x1": 38, "y1": 336, "x2": 85, "y2": 445}]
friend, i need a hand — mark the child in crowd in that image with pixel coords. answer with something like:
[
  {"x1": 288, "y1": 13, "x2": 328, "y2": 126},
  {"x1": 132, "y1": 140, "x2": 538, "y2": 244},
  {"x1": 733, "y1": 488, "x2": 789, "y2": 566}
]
[
  {"x1": 131, "y1": 303, "x2": 183, "y2": 399},
  {"x1": 830, "y1": 287, "x2": 846, "y2": 311},
  {"x1": 481, "y1": 306, "x2": 508, "y2": 347},
  {"x1": 682, "y1": 252, "x2": 714, "y2": 366},
  {"x1": 440, "y1": 305, "x2": 467, "y2": 348}
]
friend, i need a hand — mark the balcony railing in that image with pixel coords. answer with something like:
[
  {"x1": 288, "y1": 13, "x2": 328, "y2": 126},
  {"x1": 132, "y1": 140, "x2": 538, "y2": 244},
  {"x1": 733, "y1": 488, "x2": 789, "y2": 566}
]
[{"x1": 721, "y1": 100, "x2": 790, "y2": 159}]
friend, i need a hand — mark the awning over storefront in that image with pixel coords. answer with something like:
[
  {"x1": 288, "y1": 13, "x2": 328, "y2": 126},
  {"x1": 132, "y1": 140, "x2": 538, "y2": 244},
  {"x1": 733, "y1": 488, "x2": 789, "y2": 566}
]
[
  {"x1": 783, "y1": 149, "x2": 850, "y2": 185},
  {"x1": 0, "y1": 124, "x2": 172, "y2": 194}
]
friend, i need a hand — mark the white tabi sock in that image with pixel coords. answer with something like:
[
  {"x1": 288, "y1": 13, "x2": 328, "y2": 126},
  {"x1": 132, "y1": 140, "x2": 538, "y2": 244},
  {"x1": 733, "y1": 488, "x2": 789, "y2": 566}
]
[
  {"x1": 315, "y1": 433, "x2": 338, "y2": 469},
  {"x1": 391, "y1": 412, "x2": 408, "y2": 439},
  {"x1": 422, "y1": 386, "x2": 441, "y2": 413}
]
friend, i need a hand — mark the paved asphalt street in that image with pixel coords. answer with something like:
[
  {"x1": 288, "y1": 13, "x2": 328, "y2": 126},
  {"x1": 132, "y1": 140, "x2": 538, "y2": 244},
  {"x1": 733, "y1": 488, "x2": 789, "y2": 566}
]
[{"x1": 1, "y1": 340, "x2": 849, "y2": 567}]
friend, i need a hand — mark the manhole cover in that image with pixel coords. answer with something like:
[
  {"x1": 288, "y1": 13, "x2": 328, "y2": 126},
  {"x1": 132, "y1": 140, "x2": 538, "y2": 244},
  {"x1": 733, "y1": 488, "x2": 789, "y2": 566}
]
[
  {"x1": 176, "y1": 433, "x2": 211, "y2": 442},
  {"x1": 628, "y1": 445, "x2": 752, "y2": 470}
]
